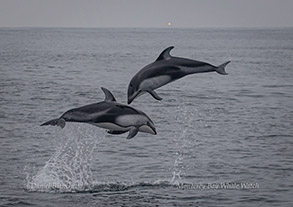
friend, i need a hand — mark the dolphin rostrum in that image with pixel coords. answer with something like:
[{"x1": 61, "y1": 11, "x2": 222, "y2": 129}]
[
  {"x1": 127, "y1": 46, "x2": 230, "y2": 104},
  {"x1": 41, "y1": 87, "x2": 157, "y2": 139}
]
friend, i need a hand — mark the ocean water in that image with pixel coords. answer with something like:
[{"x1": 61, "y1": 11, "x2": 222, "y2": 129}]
[{"x1": 0, "y1": 27, "x2": 292, "y2": 206}]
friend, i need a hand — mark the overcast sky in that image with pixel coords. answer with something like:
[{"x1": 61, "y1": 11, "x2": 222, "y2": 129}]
[{"x1": 0, "y1": 0, "x2": 292, "y2": 28}]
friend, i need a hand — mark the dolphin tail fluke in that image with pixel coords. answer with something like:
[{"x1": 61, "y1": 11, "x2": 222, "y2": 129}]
[
  {"x1": 215, "y1": 61, "x2": 230, "y2": 75},
  {"x1": 40, "y1": 118, "x2": 66, "y2": 128}
]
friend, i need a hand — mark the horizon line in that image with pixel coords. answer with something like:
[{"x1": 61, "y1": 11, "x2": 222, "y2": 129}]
[{"x1": 0, "y1": 25, "x2": 292, "y2": 30}]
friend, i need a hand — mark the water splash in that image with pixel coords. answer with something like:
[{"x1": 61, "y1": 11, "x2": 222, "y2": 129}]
[
  {"x1": 170, "y1": 101, "x2": 196, "y2": 184},
  {"x1": 25, "y1": 124, "x2": 103, "y2": 192}
]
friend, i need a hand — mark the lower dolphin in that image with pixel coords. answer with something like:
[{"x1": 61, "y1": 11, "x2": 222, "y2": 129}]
[
  {"x1": 127, "y1": 46, "x2": 230, "y2": 104},
  {"x1": 41, "y1": 87, "x2": 156, "y2": 139}
]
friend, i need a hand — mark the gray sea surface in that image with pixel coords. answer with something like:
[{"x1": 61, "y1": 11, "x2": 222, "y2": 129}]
[{"x1": 0, "y1": 27, "x2": 292, "y2": 206}]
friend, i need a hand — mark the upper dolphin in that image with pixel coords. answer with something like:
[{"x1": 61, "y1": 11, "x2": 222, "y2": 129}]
[
  {"x1": 127, "y1": 46, "x2": 230, "y2": 104},
  {"x1": 41, "y1": 87, "x2": 156, "y2": 139}
]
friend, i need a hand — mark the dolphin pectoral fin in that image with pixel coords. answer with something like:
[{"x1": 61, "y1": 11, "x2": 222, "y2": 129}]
[
  {"x1": 147, "y1": 90, "x2": 163, "y2": 101},
  {"x1": 40, "y1": 118, "x2": 66, "y2": 128},
  {"x1": 126, "y1": 127, "x2": 139, "y2": 139},
  {"x1": 101, "y1": 87, "x2": 116, "y2": 102},
  {"x1": 215, "y1": 61, "x2": 230, "y2": 75},
  {"x1": 107, "y1": 130, "x2": 127, "y2": 135}
]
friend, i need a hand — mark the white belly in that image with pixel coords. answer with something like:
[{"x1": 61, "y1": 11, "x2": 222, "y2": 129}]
[
  {"x1": 140, "y1": 75, "x2": 171, "y2": 90},
  {"x1": 115, "y1": 114, "x2": 147, "y2": 126},
  {"x1": 91, "y1": 114, "x2": 153, "y2": 134},
  {"x1": 92, "y1": 121, "x2": 155, "y2": 135},
  {"x1": 92, "y1": 122, "x2": 130, "y2": 131}
]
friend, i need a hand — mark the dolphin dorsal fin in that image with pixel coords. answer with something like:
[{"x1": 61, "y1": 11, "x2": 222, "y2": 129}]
[
  {"x1": 101, "y1": 87, "x2": 116, "y2": 102},
  {"x1": 155, "y1": 46, "x2": 174, "y2": 61}
]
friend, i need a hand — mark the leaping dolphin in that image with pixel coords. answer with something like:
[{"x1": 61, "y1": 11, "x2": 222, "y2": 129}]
[
  {"x1": 41, "y1": 87, "x2": 157, "y2": 139},
  {"x1": 127, "y1": 46, "x2": 230, "y2": 104}
]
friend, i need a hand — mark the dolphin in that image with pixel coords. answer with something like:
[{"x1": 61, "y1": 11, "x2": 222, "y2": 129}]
[
  {"x1": 40, "y1": 87, "x2": 157, "y2": 139},
  {"x1": 127, "y1": 46, "x2": 230, "y2": 104}
]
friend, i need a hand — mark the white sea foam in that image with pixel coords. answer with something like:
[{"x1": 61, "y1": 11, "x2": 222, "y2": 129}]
[{"x1": 25, "y1": 124, "x2": 103, "y2": 192}]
